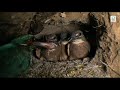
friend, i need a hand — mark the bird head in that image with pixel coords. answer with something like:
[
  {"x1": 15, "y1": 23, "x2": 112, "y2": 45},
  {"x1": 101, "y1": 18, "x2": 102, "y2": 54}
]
[
  {"x1": 71, "y1": 30, "x2": 86, "y2": 41},
  {"x1": 60, "y1": 32, "x2": 70, "y2": 45},
  {"x1": 46, "y1": 34, "x2": 57, "y2": 42},
  {"x1": 60, "y1": 32, "x2": 69, "y2": 40},
  {"x1": 11, "y1": 34, "x2": 34, "y2": 46}
]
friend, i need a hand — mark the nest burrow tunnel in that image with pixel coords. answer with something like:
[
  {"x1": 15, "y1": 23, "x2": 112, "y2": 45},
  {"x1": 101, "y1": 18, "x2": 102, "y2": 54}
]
[
  {"x1": 33, "y1": 13, "x2": 106, "y2": 62},
  {"x1": 1, "y1": 12, "x2": 116, "y2": 77}
]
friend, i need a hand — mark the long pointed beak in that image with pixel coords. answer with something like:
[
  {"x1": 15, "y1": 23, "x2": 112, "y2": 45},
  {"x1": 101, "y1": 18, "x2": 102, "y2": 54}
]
[
  {"x1": 33, "y1": 42, "x2": 57, "y2": 49},
  {"x1": 68, "y1": 38, "x2": 73, "y2": 42}
]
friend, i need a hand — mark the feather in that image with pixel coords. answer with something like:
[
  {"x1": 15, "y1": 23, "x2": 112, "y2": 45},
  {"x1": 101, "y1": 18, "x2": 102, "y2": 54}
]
[{"x1": 0, "y1": 35, "x2": 33, "y2": 77}]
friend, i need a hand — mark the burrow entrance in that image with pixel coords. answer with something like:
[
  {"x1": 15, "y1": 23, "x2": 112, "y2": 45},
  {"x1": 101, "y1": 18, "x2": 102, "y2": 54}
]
[
  {"x1": 78, "y1": 13, "x2": 106, "y2": 59},
  {"x1": 34, "y1": 13, "x2": 106, "y2": 61},
  {"x1": 23, "y1": 12, "x2": 108, "y2": 77},
  {"x1": 0, "y1": 12, "x2": 118, "y2": 77}
]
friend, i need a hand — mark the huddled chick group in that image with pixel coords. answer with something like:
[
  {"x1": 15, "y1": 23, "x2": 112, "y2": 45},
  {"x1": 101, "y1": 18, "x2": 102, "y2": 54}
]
[{"x1": 33, "y1": 30, "x2": 90, "y2": 62}]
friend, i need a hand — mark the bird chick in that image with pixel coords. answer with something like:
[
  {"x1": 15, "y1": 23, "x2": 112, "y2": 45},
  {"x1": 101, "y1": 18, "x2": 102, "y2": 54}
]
[{"x1": 68, "y1": 30, "x2": 90, "y2": 60}]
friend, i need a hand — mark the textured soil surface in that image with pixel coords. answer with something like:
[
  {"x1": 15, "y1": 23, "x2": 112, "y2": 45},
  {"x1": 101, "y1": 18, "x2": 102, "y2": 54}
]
[
  {"x1": 1, "y1": 12, "x2": 120, "y2": 78},
  {"x1": 20, "y1": 12, "x2": 109, "y2": 78},
  {"x1": 20, "y1": 56, "x2": 109, "y2": 78}
]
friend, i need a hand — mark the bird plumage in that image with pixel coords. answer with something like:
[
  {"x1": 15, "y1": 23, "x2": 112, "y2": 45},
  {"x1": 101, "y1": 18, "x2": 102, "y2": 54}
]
[
  {"x1": 41, "y1": 34, "x2": 61, "y2": 61},
  {"x1": 0, "y1": 34, "x2": 34, "y2": 77},
  {"x1": 69, "y1": 30, "x2": 90, "y2": 60}
]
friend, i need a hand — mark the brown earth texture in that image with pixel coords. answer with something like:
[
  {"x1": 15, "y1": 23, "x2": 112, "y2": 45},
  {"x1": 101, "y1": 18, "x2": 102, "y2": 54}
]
[{"x1": 0, "y1": 12, "x2": 120, "y2": 78}]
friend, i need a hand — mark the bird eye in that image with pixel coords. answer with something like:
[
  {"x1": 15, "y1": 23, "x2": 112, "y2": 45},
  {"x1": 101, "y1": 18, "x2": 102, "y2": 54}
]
[
  {"x1": 47, "y1": 35, "x2": 55, "y2": 40},
  {"x1": 76, "y1": 32, "x2": 81, "y2": 37},
  {"x1": 52, "y1": 36, "x2": 56, "y2": 40}
]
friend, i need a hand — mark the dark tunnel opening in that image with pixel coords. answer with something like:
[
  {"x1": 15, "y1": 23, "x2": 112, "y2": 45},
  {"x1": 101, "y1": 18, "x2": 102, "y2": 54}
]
[
  {"x1": 78, "y1": 13, "x2": 105, "y2": 60},
  {"x1": 32, "y1": 13, "x2": 107, "y2": 62}
]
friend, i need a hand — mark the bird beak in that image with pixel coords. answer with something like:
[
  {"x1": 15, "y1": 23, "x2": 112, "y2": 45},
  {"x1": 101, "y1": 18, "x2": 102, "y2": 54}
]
[
  {"x1": 33, "y1": 42, "x2": 57, "y2": 49},
  {"x1": 68, "y1": 38, "x2": 73, "y2": 42}
]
